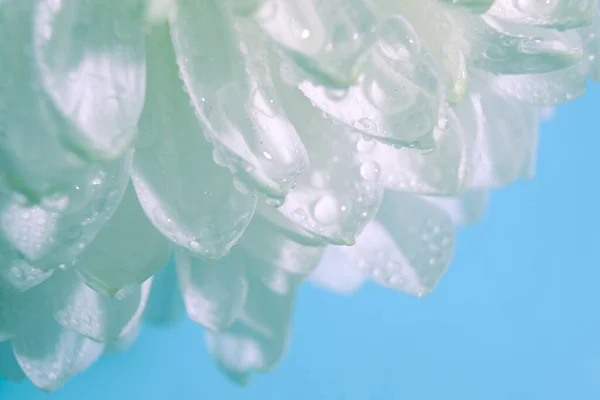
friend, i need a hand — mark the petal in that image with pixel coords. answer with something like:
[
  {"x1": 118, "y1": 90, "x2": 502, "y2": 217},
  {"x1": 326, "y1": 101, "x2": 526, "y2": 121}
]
[
  {"x1": 372, "y1": 0, "x2": 468, "y2": 103},
  {"x1": 12, "y1": 317, "x2": 104, "y2": 391},
  {"x1": 237, "y1": 0, "x2": 377, "y2": 88},
  {"x1": 170, "y1": 0, "x2": 309, "y2": 198},
  {"x1": 0, "y1": 153, "x2": 132, "y2": 270},
  {"x1": 271, "y1": 56, "x2": 383, "y2": 244},
  {"x1": 489, "y1": 61, "x2": 587, "y2": 105},
  {"x1": 238, "y1": 203, "x2": 327, "y2": 276},
  {"x1": 340, "y1": 192, "x2": 455, "y2": 296},
  {"x1": 309, "y1": 246, "x2": 366, "y2": 295},
  {"x1": 438, "y1": 0, "x2": 495, "y2": 14},
  {"x1": 33, "y1": 0, "x2": 146, "y2": 159},
  {"x1": 488, "y1": 0, "x2": 595, "y2": 30},
  {"x1": 422, "y1": 191, "x2": 490, "y2": 225},
  {"x1": 176, "y1": 249, "x2": 247, "y2": 331},
  {"x1": 75, "y1": 184, "x2": 171, "y2": 295},
  {"x1": 298, "y1": 14, "x2": 442, "y2": 148},
  {"x1": 0, "y1": 271, "x2": 73, "y2": 341},
  {"x1": 466, "y1": 80, "x2": 540, "y2": 188},
  {"x1": 0, "y1": 1, "x2": 102, "y2": 201},
  {"x1": 133, "y1": 24, "x2": 257, "y2": 259},
  {"x1": 466, "y1": 14, "x2": 584, "y2": 75},
  {"x1": 53, "y1": 271, "x2": 152, "y2": 342},
  {"x1": 205, "y1": 263, "x2": 295, "y2": 381},
  {"x1": 0, "y1": 240, "x2": 54, "y2": 293},
  {"x1": 376, "y1": 106, "x2": 478, "y2": 195}
]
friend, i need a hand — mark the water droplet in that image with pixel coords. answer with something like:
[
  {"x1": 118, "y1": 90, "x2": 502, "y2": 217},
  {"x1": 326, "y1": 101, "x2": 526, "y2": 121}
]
[
  {"x1": 312, "y1": 195, "x2": 339, "y2": 225},
  {"x1": 356, "y1": 118, "x2": 377, "y2": 133},
  {"x1": 360, "y1": 161, "x2": 381, "y2": 181}
]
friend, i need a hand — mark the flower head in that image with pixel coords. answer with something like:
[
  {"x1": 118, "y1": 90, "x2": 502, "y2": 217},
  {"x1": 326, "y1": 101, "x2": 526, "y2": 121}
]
[{"x1": 0, "y1": 0, "x2": 598, "y2": 390}]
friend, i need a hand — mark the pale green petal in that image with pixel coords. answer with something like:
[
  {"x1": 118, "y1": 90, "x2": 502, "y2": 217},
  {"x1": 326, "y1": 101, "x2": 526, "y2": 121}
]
[
  {"x1": 488, "y1": 0, "x2": 595, "y2": 30},
  {"x1": 467, "y1": 15, "x2": 584, "y2": 75},
  {"x1": 236, "y1": 0, "x2": 376, "y2": 88},
  {"x1": 372, "y1": 0, "x2": 468, "y2": 103},
  {"x1": 12, "y1": 317, "x2": 104, "y2": 391},
  {"x1": 170, "y1": 0, "x2": 309, "y2": 198},
  {"x1": 239, "y1": 204, "x2": 326, "y2": 276},
  {"x1": 309, "y1": 246, "x2": 366, "y2": 294},
  {"x1": 176, "y1": 249, "x2": 247, "y2": 331},
  {"x1": 298, "y1": 15, "x2": 441, "y2": 148},
  {"x1": 438, "y1": 0, "x2": 495, "y2": 14},
  {"x1": 0, "y1": 242, "x2": 54, "y2": 293},
  {"x1": 0, "y1": 271, "x2": 71, "y2": 341},
  {"x1": 53, "y1": 271, "x2": 152, "y2": 342},
  {"x1": 133, "y1": 24, "x2": 257, "y2": 259},
  {"x1": 205, "y1": 264, "x2": 294, "y2": 381},
  {"x1": 0, "y1": 1, "x2": 99, "y2": 201},
  {"x1": 33, "y1": 0, "x2": 146, "y2": 159},
  {"x1": 376, "y1": 106, "x2": 478, "y2": 195},
  {"x1": 271, "y1": 55, "x2": 383, "y2": 245},
  {"x1": 422, "y1": 191, "x2": 489, "y2": 225},
  {"x1": 75, "y1": 184, "x2": 171, "y2": 295},
  {"x1": 340, "y1": 192, "x2": 455, "y2": 296},
  {"x1": 465, "y1": 80, "x2": 540, "y2": 188},
  {"x1": 0, "y1": 154, "x2": 132, "y2": 270}
]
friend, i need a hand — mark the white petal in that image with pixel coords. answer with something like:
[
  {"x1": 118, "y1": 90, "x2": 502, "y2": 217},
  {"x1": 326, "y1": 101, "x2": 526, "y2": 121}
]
[
  {"x1": 33, "y1": 0, "x2": 146, "y2": 159},
  {"x1": 133, "y1": 24, "x2": 257, "y2": 259},
  {"x1": 176, "y1": 249, "x2": 247, "y2": 331},
  {"x1": 309, "y1": 246, "x2": 366, "y2": 295},
  {"x1": 205, "y1": 264, "x2": 294, "y2": 381},
  {"x1": 0, "y1": 153, "x2": 132, "y2": 270},
  {"x1": 341, "y1": 192, "x2": 455, "y2": 296},
  {"x1": 271, "y1": 54, "x2": 383, "y2": 244},
  {"x1": 241, "y1": 0, "x2": 377, "y2": 88},
  {"x1": 170, "y1": 0, "x2": 309, "y2": 198},
  {"x1": 75, "y1": 184, "x2": 171, "y2": 295},
  {"x1": 53, "y1": 272, "x2": 152, "y2": 342}
]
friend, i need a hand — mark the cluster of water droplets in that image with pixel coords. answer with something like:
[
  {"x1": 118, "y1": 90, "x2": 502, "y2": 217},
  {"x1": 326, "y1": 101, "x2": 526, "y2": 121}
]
[{"x1": 0, "y1": 0, "x2": 598, "y2": 390}]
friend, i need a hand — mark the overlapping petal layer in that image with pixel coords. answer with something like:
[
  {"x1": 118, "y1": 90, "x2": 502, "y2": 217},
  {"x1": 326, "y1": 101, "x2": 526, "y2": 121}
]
[{"x1": 1, "y1": 0, "x2": 598, "y2": 390}]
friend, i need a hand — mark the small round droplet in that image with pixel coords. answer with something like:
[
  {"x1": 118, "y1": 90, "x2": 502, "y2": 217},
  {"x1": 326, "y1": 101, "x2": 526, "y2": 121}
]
[
  {"x1": 312, "y1": 195, "x2": 339, "y2": 225},
  {"x1": 356, "y1": 118, "x2": 377, "y2": 133},
  {"x1": 360, "y1": 161, "x2": 381, "y2": 181}
]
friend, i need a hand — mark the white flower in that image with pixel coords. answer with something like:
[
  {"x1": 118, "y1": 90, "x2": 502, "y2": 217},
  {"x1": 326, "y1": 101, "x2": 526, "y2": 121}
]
[{"x1": 0, "y1": 0, "x2": 598, "y2": 390}]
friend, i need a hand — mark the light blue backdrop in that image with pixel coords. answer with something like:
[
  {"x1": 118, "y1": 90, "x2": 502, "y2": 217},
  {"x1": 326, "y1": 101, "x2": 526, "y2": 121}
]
[{"x1": 2, "y1": 84, "x2": 599, "y2": 400}]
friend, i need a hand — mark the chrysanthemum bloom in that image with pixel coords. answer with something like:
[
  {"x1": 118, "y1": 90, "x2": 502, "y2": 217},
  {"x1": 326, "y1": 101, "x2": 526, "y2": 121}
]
[{"x1": 0, "y1": 0, "x2": 598, "y2": 390}]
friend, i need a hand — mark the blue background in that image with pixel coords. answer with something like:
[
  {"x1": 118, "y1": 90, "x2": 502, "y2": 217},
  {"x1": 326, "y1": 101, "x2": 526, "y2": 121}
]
[{"x1": 1, "y1": 84, "x2": 599, "y2": 400}]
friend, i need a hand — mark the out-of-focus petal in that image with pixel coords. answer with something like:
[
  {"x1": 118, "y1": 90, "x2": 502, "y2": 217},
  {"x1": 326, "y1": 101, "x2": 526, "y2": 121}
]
[
  {"x1": 176, "y1": 249, "x2": 247, "y2": 331},
  {"x1": 205, "y1": 262, "x2": 295, "y2": 382},
  {"x1": 340, "y1": 192, "x2": 455, "y2": 296},
  {"x1": 12, "y1": 317, "x2": 104, "y2": 391},
  {"x1": 309, "y1": 246, "x2": 366, "y2": 295}
]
